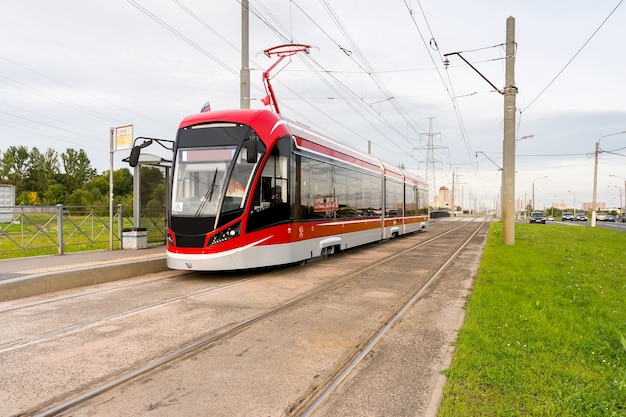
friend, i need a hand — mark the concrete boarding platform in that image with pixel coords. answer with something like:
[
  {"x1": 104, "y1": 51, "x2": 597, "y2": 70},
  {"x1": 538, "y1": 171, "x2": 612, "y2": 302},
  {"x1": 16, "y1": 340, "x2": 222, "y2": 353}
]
[{"x1": 0, "y1": 245, "x2": 167, "y2": 302}]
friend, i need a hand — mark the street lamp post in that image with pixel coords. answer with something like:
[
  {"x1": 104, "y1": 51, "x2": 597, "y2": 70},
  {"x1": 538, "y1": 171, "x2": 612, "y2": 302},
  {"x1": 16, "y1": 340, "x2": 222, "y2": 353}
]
[
  {"x1": 609, "y1": 174, "x2": 626, "y2": 222},
  {"x1": 551, "y1": 195, "x2": 558, "y2": 218},
  {"x1": 591, "y1": 131, "x2": 626, "y2": 227},
  {"x1": 608, "y1": 185, "x2": 623, "y2": 223},
  {"x1": 568, "y1": 190, "x2": 576, "y2": 216},
  {"x1": 532, "y1": 176, "x2": 548, "y2": 211}
]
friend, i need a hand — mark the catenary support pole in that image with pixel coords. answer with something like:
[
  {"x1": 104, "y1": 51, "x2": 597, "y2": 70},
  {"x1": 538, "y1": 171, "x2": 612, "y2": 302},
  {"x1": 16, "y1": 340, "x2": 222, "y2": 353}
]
[
  {"x1": 591, "y1": 141, "x2": 599, "y2": 227},
  {"x1": 109, "y1": 128, "x2": 114, "y2": 251},
  {"x1": 240, "y1": 0, "x2": 250, "y2": 109},
  {"x1": 502, "y1": 16, "x2": 517, "y2": 245}
]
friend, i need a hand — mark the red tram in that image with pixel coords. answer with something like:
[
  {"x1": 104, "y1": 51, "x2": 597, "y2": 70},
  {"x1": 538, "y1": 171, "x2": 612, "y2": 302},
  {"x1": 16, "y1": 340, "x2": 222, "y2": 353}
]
[{"x1": 166, "y1": 109, "x2": 429, "y2": 271}]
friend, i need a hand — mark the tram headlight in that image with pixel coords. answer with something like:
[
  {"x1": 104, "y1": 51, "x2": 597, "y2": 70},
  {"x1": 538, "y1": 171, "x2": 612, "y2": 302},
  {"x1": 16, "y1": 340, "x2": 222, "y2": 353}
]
[{"x1": 208, "y1": 222, "x2": 241, "y2": 246}]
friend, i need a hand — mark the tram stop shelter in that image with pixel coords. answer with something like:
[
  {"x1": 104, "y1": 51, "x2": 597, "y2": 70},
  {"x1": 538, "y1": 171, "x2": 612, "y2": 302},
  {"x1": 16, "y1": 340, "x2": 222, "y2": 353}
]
[{"x1": 122, "y1": 150, "x2": 172, "y2": 249}]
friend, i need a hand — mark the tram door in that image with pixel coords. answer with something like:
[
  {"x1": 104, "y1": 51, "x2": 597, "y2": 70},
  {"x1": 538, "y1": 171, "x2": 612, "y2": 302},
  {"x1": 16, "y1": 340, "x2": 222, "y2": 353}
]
[{"x1": 246, "y1": 137, "x2": 290, "y2": 232}]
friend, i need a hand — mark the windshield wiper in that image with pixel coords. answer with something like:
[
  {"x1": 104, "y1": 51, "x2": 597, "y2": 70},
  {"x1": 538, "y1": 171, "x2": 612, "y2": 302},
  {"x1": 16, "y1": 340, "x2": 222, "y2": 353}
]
[
  {"x1": 207, "y1": 167, "x2": 218, "y2": 202},
  {"x1": 195, "y1": 167, "x2": 218, "y2": 217}
]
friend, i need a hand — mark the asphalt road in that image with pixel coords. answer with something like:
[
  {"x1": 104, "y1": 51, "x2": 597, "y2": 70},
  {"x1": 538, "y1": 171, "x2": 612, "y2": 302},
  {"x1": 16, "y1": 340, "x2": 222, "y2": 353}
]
[{"x1": 518, "y1": 218, "x2": 626, "y2": 231}]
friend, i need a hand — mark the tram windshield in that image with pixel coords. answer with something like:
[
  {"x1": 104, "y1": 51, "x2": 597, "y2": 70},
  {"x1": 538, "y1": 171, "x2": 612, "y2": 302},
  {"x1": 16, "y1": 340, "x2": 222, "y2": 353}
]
[{"x1": 171, "y1": 144, "x2": 256, "y2": 218}]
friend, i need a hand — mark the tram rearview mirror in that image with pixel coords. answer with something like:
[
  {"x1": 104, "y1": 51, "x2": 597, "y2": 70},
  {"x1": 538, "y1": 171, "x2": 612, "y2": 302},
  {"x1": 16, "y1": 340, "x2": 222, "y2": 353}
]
[
  {"x1": 246, "y1": 139, "x2": 258, "y2": 163},
  {"x1": 129, "y1": 145, "x2": 141, "y2": 167}
]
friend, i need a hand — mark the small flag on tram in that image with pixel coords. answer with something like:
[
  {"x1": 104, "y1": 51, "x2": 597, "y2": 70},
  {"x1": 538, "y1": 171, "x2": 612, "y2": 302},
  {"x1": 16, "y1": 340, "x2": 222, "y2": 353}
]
[
  {"x1": 261, "y1": 95, "x2": 271, "y2": 106},
  {"x1": 200, "y1": 101, "x2": 211, "y2": 112}
]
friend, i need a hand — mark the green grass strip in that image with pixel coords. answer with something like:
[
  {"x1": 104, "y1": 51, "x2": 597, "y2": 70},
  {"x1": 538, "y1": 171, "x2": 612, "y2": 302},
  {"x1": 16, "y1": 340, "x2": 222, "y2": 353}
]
[{"x1": 440, "y1": 222, "x2": 626, "y2": 417}]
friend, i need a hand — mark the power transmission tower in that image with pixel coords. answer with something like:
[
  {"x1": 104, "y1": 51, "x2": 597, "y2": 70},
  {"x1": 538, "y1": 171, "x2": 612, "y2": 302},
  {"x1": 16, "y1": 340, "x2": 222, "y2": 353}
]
[{"x1": 414, "y1": 117, "x2": 447, "y2": 203}]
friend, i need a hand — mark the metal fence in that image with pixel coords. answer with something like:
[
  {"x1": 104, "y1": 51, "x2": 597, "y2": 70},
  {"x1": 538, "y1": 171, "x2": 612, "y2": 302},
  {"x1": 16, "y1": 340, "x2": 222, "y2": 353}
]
[{"x1": 0, "y1": 204, "x2": 165, "y2": 257}]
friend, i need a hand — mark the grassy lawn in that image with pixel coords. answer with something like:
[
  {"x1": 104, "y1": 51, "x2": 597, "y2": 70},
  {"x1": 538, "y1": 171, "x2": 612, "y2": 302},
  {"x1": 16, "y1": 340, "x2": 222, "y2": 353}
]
[{"x1": 440, "y1": 222, "x2": 626, "y2": 417}]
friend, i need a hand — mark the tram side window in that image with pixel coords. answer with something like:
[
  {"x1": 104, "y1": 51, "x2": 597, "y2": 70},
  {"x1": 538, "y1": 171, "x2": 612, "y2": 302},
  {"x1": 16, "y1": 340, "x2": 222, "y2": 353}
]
[
  {"x1": 334, "y1": 167, "x2": 348, "y2": 217},
  {"x1": 294, "y1": 155, "x2": 311, "y2": 221},
  {"x1": 405, "y1": 185, "x2": 417, "y2": 216},
  {"x1": 294, "y1": 158, "x2": 373, "y2": 220},
  {"x1": 246, "y1": 137, "x2": 291, "y2": 232},
  {"x1": 359, "y1": 174, "x2": 379, "y2": 217},
  {"x1": 347, "y1": 170, "x2": 362, "y2": 216},
  {"x1": 417, "y1": 186, "x2": 429, "y2": 215},
  {"x1": 385, "y1": 180, "x2": 403, "y2": 216},
  {"x1": 310, "y1": 160, "x2": 335, "y2": 218}
]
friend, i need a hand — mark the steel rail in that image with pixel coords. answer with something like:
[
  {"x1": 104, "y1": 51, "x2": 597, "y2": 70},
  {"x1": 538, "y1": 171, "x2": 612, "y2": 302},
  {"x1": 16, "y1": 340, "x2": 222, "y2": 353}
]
[
  {"x1": 299, "y1": 218, "x2": 488, "y2": 416},
  {"x1": 34, "y1": 220, "x2": 480, "y2": 417},
  {"x1": 0, "y1": 271, "x2": 189, "y2": 314},
  {"x1": 0, "y1": 274, "x2": 257, "y2": 353}
]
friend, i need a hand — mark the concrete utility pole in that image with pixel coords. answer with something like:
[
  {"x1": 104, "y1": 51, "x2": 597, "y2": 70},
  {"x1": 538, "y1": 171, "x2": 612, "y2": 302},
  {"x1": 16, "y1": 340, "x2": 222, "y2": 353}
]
[
  {"x1": 109, "y1": 128, "x2": 114, "y2": 251},
  {"x1": 592, "y1": 131, "x2": 626, "y2": 227},
  {"x1": 591, "y1": 140, "x2": 600, "y2": 227},
  {"x1": 502, "y1": 16, "x2": 517, "y2": 245},
  {"x1": 451, "y1": 172, "x2": 455, "y2": 213},
  {"x1": 443, "y1": 17, "x2": 516, "y2": 235},
  {"x1": 240, "y1": 0, "x2": 250, "y2": 109},
  {"x1": 609, "y1": 174, "x2": 626, "y2": 222}
]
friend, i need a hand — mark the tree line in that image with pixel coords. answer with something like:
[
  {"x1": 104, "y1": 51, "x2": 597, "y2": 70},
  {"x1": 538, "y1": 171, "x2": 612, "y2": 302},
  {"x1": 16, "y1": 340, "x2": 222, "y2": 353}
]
[{"x1": 0, "y1": 145, "x2": 165, "y2": 214}]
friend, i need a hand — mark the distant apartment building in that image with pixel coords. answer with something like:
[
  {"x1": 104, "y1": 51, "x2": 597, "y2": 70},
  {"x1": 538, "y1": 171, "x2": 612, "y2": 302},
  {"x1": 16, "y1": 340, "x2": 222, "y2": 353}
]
[
  {"x1": 582, "y1": 201, "x2": 605, "y2": 211},
  {"x1": 432, "y1": 186, "x2": 452, "y2": 209}
]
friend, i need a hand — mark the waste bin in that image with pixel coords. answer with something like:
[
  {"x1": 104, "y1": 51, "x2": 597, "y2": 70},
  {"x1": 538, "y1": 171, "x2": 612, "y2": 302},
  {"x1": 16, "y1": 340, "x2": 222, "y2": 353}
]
[{"x1": 122, "y1": 227, "x2": 148, "y2": 249}]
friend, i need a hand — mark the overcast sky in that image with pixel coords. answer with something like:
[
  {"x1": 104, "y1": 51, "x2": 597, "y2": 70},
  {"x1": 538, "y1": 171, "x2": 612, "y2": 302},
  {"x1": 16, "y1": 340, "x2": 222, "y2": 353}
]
[{"x1": 1, "y1": 0, "x2": 625, "y2": 211}]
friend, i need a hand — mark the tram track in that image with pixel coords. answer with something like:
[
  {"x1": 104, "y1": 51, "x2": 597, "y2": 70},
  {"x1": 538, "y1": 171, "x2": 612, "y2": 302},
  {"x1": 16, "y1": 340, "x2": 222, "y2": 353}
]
[
  {"x1": 0, "y1": 275, "x2": 259, "y2": 353},
  {"x1": 0, "y1": 271, "x2": 192, "y2": 315},
  {"x1": 2, "y1": 218, "x2": 487, "y2": 417},
  {"x1": 298, "y1": 217, "x2": 488, "y2": 416}
]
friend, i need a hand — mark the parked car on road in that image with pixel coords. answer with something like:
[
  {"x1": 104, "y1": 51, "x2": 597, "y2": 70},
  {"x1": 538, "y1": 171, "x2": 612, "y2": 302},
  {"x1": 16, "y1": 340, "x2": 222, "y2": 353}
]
[
  {"x1": 562, "y1": 212, "x2": 574, "y2": 221},
  {"x1": 575, "y1": 213, "x2": 588, "y2": 221},
  {"x1": 607, "y1": 215, "x2": 616, "y2": 222},
  {"x1": 529, "y1": 211, "x2": 547, "y2": 224}
]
